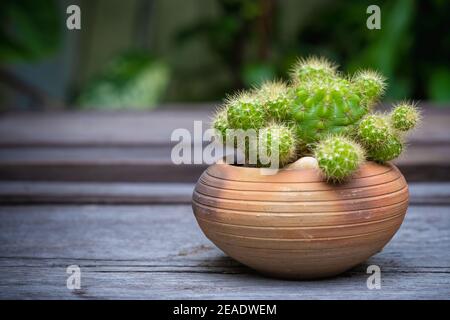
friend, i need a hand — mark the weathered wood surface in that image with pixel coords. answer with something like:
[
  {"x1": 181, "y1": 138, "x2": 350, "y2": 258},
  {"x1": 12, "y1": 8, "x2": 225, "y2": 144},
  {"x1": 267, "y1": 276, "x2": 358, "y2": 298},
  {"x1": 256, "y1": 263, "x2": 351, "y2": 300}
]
[
  {"x1": 0, "y1": 202, "x2": 449, "y2": 299},
  {"x1": 0, "y1": 105, "x2": 449, "y2": 182},
  {"x1": 0, "y1": 182, "x2": 449, "y2": 205},
  {"x1": 0, "y1": 182, "x2": 194, "y2": 204},
  {"x1": 0, "y1": 107, "x2": 212, "y2": 146},
  {"x1": 0, "y1": 106, "x2": 449, "y2": 299},
  {"x1": 0, "y1": 144, "x2": 449, "y2": 182},
  {"x1": 0, "y1": 105, "x2": 448, "y2": 146}
]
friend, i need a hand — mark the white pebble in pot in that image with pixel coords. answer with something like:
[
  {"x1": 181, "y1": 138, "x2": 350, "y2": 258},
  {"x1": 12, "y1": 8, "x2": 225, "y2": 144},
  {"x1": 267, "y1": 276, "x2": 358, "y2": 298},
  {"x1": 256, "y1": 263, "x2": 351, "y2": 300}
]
[{"x1": 284, "y1": 156, "x2": 319, "y2": 170}]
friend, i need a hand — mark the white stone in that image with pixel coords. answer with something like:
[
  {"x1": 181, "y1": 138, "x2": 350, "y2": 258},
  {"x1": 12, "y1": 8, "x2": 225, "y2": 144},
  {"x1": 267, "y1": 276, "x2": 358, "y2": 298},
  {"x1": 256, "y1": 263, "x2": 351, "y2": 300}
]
[{"x1": 284, "y1": 156, "x2": 319, "y2": 170}]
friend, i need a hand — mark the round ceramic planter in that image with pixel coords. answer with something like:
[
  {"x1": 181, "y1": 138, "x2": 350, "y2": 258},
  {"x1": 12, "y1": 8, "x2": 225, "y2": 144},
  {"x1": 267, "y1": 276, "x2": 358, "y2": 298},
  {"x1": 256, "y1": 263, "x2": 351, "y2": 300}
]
[{"x1": 192, "y1": 161, "x2": 409, "y2": 279}]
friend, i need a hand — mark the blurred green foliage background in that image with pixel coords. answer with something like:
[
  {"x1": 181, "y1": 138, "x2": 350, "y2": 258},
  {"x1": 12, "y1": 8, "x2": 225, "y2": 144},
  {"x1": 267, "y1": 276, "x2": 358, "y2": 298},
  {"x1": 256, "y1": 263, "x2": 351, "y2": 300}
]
[{"x1": 0, "y1": 0, "x2": 449, "y2": 110}]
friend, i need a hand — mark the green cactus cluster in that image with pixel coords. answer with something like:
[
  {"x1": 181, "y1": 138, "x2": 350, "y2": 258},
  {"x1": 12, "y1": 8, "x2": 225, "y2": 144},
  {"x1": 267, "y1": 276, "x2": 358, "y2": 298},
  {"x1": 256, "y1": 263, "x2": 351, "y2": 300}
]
[{"x1": 212, "y1": 56, "x2": 421, "y2": 182}]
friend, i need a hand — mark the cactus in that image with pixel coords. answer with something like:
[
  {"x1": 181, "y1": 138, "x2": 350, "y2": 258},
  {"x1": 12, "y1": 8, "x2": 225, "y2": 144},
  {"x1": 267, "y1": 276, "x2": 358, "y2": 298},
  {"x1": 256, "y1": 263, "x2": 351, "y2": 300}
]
[
  {"x1": 287, "y1": 60, "x2": 386, "y2": 148},
  {"x1": 212, "y1": 108, "x2": 229, "y2": 144},
  {"x1": 314, "y1": 135, "x2": 365, "y2": 182},
  {"x1": 256, "y1": 81, "x2": 290, "y2": 121},
  {"x1": 367, "y1": 135, "x2": 404, "y2": 162},
  {"x1": 357, "y1": 114, "x2": 391, "y2": 147},
  {"x1": 226, "y1": 91, "x2": 266, "y2": 130},
  {"x1": 390, "y1": 102, "x2": 421, "y2": 132},
  {"x1": 211, "y1": 56, "x2": 420, "y2": 182},
  {"x1": 288, "y1": 76, "x2": 367, "y2": 146},
  {"x1": 257, "y1": 123, "x2": 297, "y2": 167},
  {"x1": 352, "y1": 70, "x2": 386, "y2": 106},
  {"x1": 290, "y1": 56, "x2": 337, "y2": 83}
]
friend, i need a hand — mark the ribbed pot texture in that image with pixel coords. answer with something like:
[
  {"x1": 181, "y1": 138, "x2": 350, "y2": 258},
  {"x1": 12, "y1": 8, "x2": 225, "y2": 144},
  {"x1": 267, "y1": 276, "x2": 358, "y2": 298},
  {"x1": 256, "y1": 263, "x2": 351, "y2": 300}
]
[{"x1": 192, "y1": 162, "x2": 409, "y2": 279}]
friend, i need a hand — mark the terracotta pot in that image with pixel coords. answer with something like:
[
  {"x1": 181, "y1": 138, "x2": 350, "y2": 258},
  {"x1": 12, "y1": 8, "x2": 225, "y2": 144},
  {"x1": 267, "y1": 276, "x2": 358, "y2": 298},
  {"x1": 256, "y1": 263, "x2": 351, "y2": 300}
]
[{"x1": 192, "y1": 161, "x2": 409, "y2": 279}]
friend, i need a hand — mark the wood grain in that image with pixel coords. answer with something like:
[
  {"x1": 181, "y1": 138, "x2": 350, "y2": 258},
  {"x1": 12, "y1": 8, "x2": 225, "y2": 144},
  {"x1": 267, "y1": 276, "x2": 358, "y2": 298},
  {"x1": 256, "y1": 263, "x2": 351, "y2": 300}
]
[
  {"x1": 0, "y1": 106, "x2": 449, "y2": 183},
  {"x1": 0, "y1": 105, "x2": 447, "y2": 146},
  {"x1": 0, "y1": 181, "x2": 448, "y2": 205},
  {"x1": 0, "y1": 204, "x2": 448, "y2": 299},
  {"x1": 0, "y1": 182, "x2": 194, "y2": 204},
  {"x1": 192, "y1": 162, "x2": 410, "y2": 279},
  {"x1": 0, "y1": 106, "x2": 448, "y2": 298}
]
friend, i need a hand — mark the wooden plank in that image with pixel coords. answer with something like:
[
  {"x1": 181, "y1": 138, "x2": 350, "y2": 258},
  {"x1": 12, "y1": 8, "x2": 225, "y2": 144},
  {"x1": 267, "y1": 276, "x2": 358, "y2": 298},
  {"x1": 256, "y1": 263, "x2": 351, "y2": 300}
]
[
  {"x1": 406, "y1": 183, "x2": 450, "y2": 205},
  {"x1": 0, "y1": 107, "x2": 213, "y2": 147},
  {"x1": 0, "y1": 204, "x2": 448, "y2": 299},
  {"x1": 0, "y1": 105, "x2": 448, "y2": 146},
  {"x1": 0, "y1": 144, "x2": 448, "y2": 182},
  {"x1": 0, "y1": 182, "x2": 449, "y2": 205},
  {"x1": 0, "y1": 145, "x2": 207, "y2": 182},
  {"x1": 0, "y1": 263, "x2": 448, "y2": 300},
  {"x1": 0, "y1": 162, "x2": 206, "y2": 183},
  {"x1": 0, "y1": 106, "x2": 449, "y2": 182},
  {"x1": 0, "y1": 182, "x2": 194, "y2": 204}
]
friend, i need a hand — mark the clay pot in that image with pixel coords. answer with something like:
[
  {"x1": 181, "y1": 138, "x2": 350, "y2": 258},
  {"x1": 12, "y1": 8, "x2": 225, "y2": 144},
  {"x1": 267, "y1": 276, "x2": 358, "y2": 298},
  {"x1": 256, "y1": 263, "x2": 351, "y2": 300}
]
[{"x1": 192, "y1": 161, "x2": 409, "y2": 279}]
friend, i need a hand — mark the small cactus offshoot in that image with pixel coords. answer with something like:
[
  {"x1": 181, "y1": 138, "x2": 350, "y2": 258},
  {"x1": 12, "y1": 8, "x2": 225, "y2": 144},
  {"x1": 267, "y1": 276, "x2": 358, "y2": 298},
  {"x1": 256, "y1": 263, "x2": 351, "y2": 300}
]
[
  {"x1": 357, "y1": 114, "x2": 391, "y2": 147},
  {"x1": 367, "y1": 135, "x2": 404, "y2": 162},
  {"x1": 314, "y1": 136, "x2": 365, "y2": 182},
  {"x1": 212, "y1": 108, "x2": 229, "y2": 144},
  {"x1": 212, "y1": 56, "x2": 420, "y2": 182},
  {"x1": 390, "y1": 102, "x2": 421, "y2": 132},
  {"x1": 352, "y1": 70, "x2": 386, "y2": 106},
  {"x1": 226, "y1": 92, "x2": 266, "y2": 130},
  {"x1": 257, "y1": 123, "x2": 297, "y2": 167},
  {"x1": 290, "y1": 56, "x2": 337, "y2": 82},
  {"x1": 256, "y1": 81, "x2": 290, "y2": 121}
]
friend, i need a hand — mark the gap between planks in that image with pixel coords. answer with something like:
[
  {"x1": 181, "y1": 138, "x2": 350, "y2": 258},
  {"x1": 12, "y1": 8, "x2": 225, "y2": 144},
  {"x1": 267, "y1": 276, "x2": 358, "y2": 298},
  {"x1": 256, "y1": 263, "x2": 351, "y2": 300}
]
[{"x1": 0, "y1": 182, "x2": 449, "y2": 205}]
